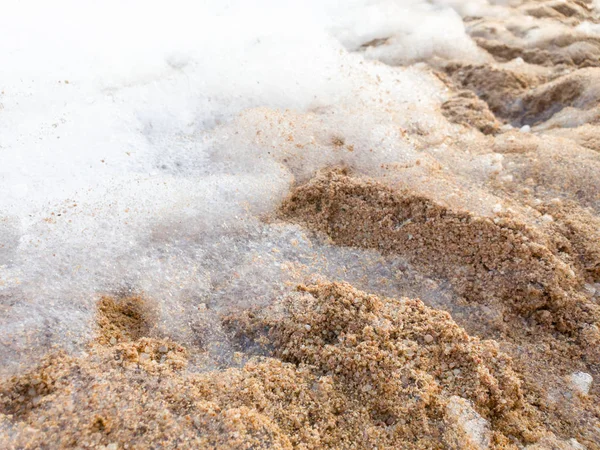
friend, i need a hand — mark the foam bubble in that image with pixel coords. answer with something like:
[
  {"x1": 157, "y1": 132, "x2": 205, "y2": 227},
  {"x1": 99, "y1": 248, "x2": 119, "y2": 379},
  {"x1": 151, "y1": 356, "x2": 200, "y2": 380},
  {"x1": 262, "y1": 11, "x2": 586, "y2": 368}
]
[{"x1": 0, "y1": 0, "x2": 488, "y2": 372}]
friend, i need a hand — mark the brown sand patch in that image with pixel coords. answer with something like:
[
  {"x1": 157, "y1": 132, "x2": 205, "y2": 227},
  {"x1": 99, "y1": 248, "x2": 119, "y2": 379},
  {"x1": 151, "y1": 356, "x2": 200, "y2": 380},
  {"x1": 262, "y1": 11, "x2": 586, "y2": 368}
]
[
  {"x1": 96, "y1": 294, "x2": 156, "y2": 345},
  {"x1": 441, "y1": 91, "x2": 501, "y2": 135},
  {"x1": 444, "y1": 63, "x2": 542, "y2": 121},
  {"x1": 280, "y1": 169, "x2": 599, "y2": 338},
  {"x1": 1, "y1": 282, "x2": 578, "y2": 449},
  {"x1": 0, "y1": 354, "x2": 61, "y2": 420},
  {"x1": 518, "y1": 68, "x2": 600, "y2": 126},
  {"x1": 279, "y1": 170, "x2": 600, "y2": 446},
  {"x1": 444, "y1": 64, "x2": 600, "y2": 128}
]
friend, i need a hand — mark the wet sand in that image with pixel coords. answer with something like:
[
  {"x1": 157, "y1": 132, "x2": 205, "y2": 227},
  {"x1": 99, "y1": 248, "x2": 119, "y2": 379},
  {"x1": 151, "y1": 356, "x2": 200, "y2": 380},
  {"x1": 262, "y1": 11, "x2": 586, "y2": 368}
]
[{"x1": 2, "y1": 0, "x2": 600, "y2": 448}]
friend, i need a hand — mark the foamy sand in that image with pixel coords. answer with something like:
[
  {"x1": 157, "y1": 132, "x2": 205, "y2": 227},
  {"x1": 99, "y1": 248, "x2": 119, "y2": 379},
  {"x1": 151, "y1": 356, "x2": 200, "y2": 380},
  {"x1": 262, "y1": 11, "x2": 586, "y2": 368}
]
[{"x1": 1, "y1": 0, "x2": 600, "y2": 448}]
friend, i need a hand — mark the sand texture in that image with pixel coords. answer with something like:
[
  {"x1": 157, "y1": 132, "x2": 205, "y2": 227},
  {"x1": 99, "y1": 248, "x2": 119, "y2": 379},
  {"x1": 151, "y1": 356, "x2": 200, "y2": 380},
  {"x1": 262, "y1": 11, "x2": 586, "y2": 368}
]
[{"x1": 2, "y1": 0, "x2": 600, "y2": 449}]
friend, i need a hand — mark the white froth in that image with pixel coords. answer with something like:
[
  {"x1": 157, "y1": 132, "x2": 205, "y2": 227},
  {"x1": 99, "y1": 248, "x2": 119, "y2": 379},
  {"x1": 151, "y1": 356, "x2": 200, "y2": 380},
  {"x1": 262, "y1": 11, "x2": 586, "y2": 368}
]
[{"x1": 0, "y1": 0, "x2": 484, "y2": 372}]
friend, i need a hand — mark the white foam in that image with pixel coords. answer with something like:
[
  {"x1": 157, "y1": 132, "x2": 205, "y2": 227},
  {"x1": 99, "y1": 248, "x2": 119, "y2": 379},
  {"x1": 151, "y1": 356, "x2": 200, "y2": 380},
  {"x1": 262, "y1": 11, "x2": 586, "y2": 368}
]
[
  {"x1": 333, "y1": 1, "x2": 487, "y2": 64},
  {"x1": 0, "y1": 0, "x2": 490, "y2": 372}
]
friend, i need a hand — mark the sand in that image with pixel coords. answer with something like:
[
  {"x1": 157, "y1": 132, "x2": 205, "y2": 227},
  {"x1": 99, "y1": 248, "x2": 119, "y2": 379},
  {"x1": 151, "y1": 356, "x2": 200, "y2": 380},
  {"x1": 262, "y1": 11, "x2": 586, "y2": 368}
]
[{"x1": 2, "y1": 0, "x2": 600, "y2": 449}]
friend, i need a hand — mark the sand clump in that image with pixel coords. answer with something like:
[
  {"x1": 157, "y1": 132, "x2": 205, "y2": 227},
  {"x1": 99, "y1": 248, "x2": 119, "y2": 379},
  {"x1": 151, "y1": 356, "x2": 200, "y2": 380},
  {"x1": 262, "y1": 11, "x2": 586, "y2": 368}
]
[
  {"x1": 443, "y1": 64, "x2": 600, "y2": 128},
  {"x1": 0, "y1": 282, "x2": 578, "y2": 449},
  {"x1": 443, "y1": 63, "x2": 542, "y2": 122},
  {"x1": 441, "y1": 91, "x2": 501, "y2": 135},
  {"x1": 96, "y1": 295, "x2": 157, "y2": 345},
  {"x1": 280, "y1": 169, "x2": 599, "y2": 338},
  {"x1": 279, "y1": 169, "x2": 600, "y2": 446}
]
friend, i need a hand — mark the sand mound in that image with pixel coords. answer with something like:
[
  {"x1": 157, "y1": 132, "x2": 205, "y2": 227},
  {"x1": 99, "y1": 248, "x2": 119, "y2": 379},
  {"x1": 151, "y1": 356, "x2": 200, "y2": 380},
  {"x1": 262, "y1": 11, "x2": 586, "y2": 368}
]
[
  {"x1": 281, "y1": 169, "x2": 599, "y2": 337},
  {"x1": 0, "y1": 282, "x2": 578, "y2": 449}
]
